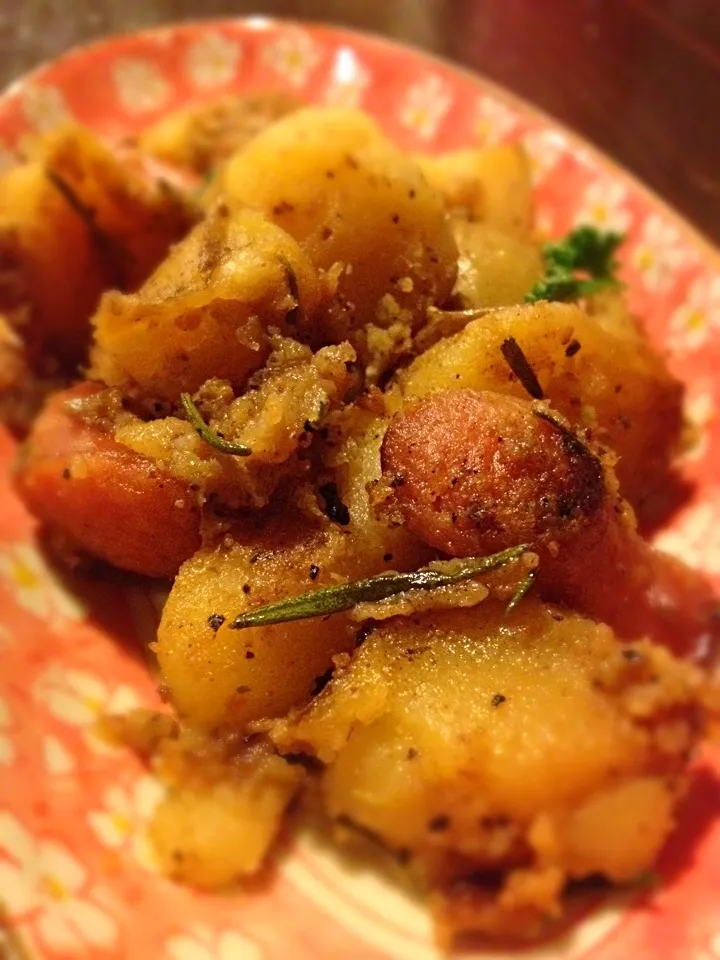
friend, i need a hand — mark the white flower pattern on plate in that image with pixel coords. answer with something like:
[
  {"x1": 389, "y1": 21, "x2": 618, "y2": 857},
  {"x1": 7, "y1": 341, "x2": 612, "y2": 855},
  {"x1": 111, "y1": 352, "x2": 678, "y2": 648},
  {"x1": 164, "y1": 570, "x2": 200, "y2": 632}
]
[
  {"x1": 42, "y1": 735, "x2": 76, "y2": 776},
  {"x1": 88, "y1": 777, "x2": 164, "y2": 870},
  {"x1": 399, "y1": 75, "x2": 452, "y2": 140},
  {"x1": 22, "y1": 84, "x2": 72, "y2": 132},
  {"x1": 474, "y1": 95, "x2": 518, "y2": 145},
  {"x1": 631, "y1": 213, "x2": 696, "y2": 293},
  {"x1": 323, "y1": 46, "x2": 370, "y2": 109},
  {"x1": 0, "y1": 694, "x2": 13, "y2": 767},
  {"x1": 523, "y1": 129, "x2": 565, "y2": 183},
  {"x1": 668, "y1": 272, "x2": 720, "y2": 353},
  {"x1": 0, "y1": 542, "x2": 86, "y2": 623},
  {"x1": 575, "y1": 179, "x2": 632, "y2": 233},
  {"x1": 165, "y1": 924, "x2": 263, "y2": 960},
  {"x1": 113, "y1": 58, "x2": 170, "y2": 113},
  {"x1": 186, "y1": 33, "x2": 241, "y2": 89},
  {"x1": 33, "y1": 666, "x2": 141, "y2": 754},
  {"x1": 0, "y1": 812, "x2": 118, "y2": 954},
  {"x1": 681, "y1": 387, "x2": 715, "y2": 463},
  {"x1": 262, "y1": 28, "x2": 320, "y2": 87}
]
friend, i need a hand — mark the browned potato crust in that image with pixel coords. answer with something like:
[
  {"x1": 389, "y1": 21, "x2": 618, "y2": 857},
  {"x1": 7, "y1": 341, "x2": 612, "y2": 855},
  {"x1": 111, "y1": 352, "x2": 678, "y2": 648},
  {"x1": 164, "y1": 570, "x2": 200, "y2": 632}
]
[
  {"x1": 273, "y1": 600, "x2": 712, "y2": 940},
  {"x1": 219, "y1": 108, "x2": 458, "y2": 338},
  {"x1": 89, "y1": 206, "x2": 321, "y2": 402},
  {"x1": 139, "y1": 91, "x2": 303, "y2": 176}
]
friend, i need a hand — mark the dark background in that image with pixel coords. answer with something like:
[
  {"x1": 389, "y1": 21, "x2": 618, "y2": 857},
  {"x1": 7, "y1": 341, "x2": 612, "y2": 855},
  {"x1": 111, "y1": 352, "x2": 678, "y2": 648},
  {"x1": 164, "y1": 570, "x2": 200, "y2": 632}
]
[{"x1": 1, "y1": 0, "x2": 718, "y2": 242}]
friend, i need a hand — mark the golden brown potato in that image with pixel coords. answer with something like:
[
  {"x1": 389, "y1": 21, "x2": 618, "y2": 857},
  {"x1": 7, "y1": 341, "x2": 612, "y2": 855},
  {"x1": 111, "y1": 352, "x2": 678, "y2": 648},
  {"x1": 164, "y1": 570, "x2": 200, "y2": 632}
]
[
  {"x1": 14, "y1": 383, "x2": 200, "y2": 577},
  {"x1": 415, "y1": 145, "x2": 534, "y2": 239},
  {"x1": 115, "y1": 338, "x2": 356, "y2": 511},
  {"x1": 156, "y1": 511, "x2": 359, "y2": 731},
  {"x1": 150, "y1": 737, "x2": 302, "y2": 889},
  {"x1": 381, "y1": 388, "x2": 720, "y2": 659},
  {"x1": 0, "y1": 161, "x2": 107, "y2": 366},
  {"x1": 400, "y1": 299, "x2": 683, "y2": 513},
  {"x1": 43, "y1": 125, "x2": 194, "y2": 291},
  {"x1": 451, "y1": 220, "x2": 542, "y2": 308},
  {"x1": 219, "y1": 108, "x2": 457, "y2": 337},
  {"x1": 139, "y1": 91, "x2": 302, "y2": 176},
  {"x1": 89, "y1": 206, "x2": 321, "y2": 402},
  {"x1": 273, "y1": 600, "x2": 712, "y2": 940}
]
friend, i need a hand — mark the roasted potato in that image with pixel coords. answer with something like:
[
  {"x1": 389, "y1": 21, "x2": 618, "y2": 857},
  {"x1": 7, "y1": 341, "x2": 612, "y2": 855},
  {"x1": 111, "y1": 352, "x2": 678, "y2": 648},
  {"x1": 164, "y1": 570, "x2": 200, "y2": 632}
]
[
  {"x1": 415, "y1": 145, "x2": 534, "y2": 239},
  {"x1": 274, "y1": 599, "x2": 712, "y2": 940},
  {"x1": 219, "y1": 107, "x2": 457, "y2": 337},
  {"x1": 451, "y1": 219, "x2": 542, "y2": 308},
  {"x1": 400, "y1": 299, "x2": 683, "y2": 512},
  {"x1": 150, "y1": 737, "x2": 302, "y2": 889},
  {"x1": 89, "y1": 206, "x2": 321, "y2": 402},
  {"x1": 0, "y1": 160, "x2": 106, "y2": 366},
  {"x1": 139, "y1": 91, "x2": 302, "y2": 176},
  {"x1": 156, "y1": 510, "x2": 359, "y2": 731}
]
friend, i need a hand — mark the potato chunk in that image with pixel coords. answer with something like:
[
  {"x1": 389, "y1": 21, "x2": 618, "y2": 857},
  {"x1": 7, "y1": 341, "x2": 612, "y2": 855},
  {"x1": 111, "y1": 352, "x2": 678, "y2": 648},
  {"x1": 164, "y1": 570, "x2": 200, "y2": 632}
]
[
  {"x1": 274, "y1": 600, "x2": 712, "y2": 940},
  {"x1": 150, "y1": 738, "x2": 302, "y2": 889},
  {"x1": 451, "y1": 220, "x2": 542, "y2": 308},
  {"x1": 415, "y1": 145, "x2": 534, "y2": 238},
  {"x1": 89, "y1": 206, "x2": 321, "y2": 401},
  {"x1": 219, "y1": 107, "x2": 457, "y2": 336},
  {"x1": 139, "y1": 91, "x2": 302, "y2": 176}
]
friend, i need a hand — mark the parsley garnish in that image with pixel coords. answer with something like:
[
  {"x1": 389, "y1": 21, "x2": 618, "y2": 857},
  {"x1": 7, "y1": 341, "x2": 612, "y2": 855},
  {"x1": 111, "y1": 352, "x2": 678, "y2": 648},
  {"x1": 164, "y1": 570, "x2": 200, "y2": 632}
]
[{"x1": 526, "y1": 226, "x2": 624, "y2": 303}]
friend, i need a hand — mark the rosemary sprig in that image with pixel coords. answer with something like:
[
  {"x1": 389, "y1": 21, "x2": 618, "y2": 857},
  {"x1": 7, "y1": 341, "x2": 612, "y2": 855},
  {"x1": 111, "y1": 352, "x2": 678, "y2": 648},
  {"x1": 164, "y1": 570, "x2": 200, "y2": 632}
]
[
  {"x1": 180, "y1": 393, "x2": 252, "y2": 457},
  {"x1": 229, "y1": 545, "x2": 530, "y2": 630},
  {"x1": 500, "y1": 337, "x2": 545, "y2": 400}
]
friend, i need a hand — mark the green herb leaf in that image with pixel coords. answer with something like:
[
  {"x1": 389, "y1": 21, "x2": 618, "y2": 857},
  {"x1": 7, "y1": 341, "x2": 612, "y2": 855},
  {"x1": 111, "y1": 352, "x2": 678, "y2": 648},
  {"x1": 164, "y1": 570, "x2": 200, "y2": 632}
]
[
  {"x1": 526, "y1": 226, "x2": 624, "y2": 303},
  {"x1": 505, "y1": 568, "x2": 538, "y2": 616},
  {"x1": 229, "y1": 545, "x2": 530, "y2": 630},
  {"x1": 180, "y1": 393, "x2": 252, "y2": 457}
]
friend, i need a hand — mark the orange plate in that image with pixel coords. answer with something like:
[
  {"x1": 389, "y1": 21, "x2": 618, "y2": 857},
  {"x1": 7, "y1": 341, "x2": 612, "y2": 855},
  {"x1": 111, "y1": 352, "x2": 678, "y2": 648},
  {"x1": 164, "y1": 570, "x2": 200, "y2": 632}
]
[{"x1": 0, "y1": 18, "x2": 719, "y2": 960}]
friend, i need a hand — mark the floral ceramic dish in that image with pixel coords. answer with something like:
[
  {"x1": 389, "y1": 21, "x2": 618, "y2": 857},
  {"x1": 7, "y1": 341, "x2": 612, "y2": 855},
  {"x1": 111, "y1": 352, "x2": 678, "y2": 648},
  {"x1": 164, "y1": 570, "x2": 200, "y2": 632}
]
[{"x1": 0, "y1": 18, "x2": 719, "y2": 960}]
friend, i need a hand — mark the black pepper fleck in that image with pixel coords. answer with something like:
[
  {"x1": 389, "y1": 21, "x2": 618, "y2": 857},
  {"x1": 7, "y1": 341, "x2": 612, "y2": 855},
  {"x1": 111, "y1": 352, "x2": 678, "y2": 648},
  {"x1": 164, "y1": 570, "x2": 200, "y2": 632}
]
[
  {"x1": 309, "y1": 564, "x2": 320, "y2": 580},
  {"x1": 242, "y1": 584, "x2": 251, "y2": 595},
  {"x1": 622, "y1": 648, "x2": 642, "y2": 662},
  {"x1": 62, "y1": 467, "x2": 71, "y2": 480},
  {"x1": 319, "y1": 482, "x2": 351, "y2": 525},
  {"x1": 390, "y1": 475, "x2": 405, "y2": 488},
  {"x1": 236, "y1": 685, "x2": 251, "y2": 694},
  {"x1": 407, "y1": 747, "x2": 418, "y2": 760},
  {"x1": 565, "y1": 339, "x2": 582, "y2": 357},
  {"x1": 383, "y1": 553, "x2": 394, "y2": 562},
  {"x1": 245, "y1": 650, "x2": 255, "y2": 659},
  {"x1": 491, "y1": 694, "x2": 507, "y2": 707},
  {"x1": 207, "y1": 613, "x2": 225, "y2": 632},
  {"x1": 428, "y1": 815, "x2": 450, "y2": 833}
]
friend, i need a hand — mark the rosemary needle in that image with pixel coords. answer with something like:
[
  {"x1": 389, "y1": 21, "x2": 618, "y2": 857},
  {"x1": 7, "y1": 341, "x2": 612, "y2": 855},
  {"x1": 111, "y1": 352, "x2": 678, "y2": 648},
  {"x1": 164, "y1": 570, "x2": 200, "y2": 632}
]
[
  {"x1": 180, "y1": 393, "x2": 252, "y2": 457},
  {"x1": 229, "y1": 545, "x2": 530, "y2": 630}
]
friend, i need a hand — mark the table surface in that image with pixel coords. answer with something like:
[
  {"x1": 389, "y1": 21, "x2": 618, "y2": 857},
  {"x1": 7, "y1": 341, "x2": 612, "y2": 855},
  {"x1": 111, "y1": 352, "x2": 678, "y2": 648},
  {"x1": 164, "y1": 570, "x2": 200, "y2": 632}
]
[{"x1": 1, "y1": 0, "x2": 718, "y2": 243}]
